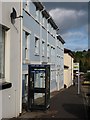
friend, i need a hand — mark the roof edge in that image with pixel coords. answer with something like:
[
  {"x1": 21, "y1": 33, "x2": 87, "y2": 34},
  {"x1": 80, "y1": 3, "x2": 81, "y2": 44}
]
[{"x1": 57, "y1": 35, "x2": 65, "y2": 44}]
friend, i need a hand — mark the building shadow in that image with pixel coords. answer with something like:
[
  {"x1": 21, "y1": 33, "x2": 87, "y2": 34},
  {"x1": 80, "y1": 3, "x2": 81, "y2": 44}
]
[{"x1": 63, "y1": 103, "x2": 88, "y2": 120}]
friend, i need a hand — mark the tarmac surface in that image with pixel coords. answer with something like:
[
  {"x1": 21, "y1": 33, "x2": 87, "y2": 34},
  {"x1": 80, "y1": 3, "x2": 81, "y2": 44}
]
[
  {"x1": 18, "y1": 85, "x2": 88, "y2": 120},
  {"x1": 6, "y1": 84, "x2": 89, "y2": 120}
]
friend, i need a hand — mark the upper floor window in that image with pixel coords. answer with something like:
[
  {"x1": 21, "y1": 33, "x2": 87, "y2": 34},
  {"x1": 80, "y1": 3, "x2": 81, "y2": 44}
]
[
  {"x1": 0, "y1": 29, "x2": 5, "y2": 79},
  {"x1": 35, "y1": 36, "x2": 39, "y2": 55},
  {"x1": 47, "y1": 22, "x2": 49, "y2": 31},
  {"x1": 53, "y1": 29, "x2": 56, "y2": 37},
  {"x1": 49, "y1": 24, "x2": 51, "y2": 32},
  {"x1": 36, "y1": 9, "x2": 39, "y2": 21},
  {"x1": 47, "y1": 44, "x2": 50, "y2": 58},
  {"x1": 42, "y1": 41, "x2": 45, "y2": 57},
  {"x1": 25, "y1": 0, "x2": 29, "y2": 12},
  {"x1": 25, "y1": 32, "x2": 29, "y2": 60},
  {"x1": 51, "y1": 47, "x2": 55, "y2": 63},
  {"x1": 40, "y1": 12, "x2": 43, "y2": 24},
  {"x1": 42, "y1": 16, "x2": 45, "y2": 26},
  {"x1": 51, "y1": 26, "x2": 53, "y2": 35}
]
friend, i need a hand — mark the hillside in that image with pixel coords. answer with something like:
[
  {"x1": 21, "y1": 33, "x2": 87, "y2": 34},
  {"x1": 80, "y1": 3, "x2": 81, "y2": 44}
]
[{"x1": 73, "y1": 50, "x2": 90, "y2": 73}]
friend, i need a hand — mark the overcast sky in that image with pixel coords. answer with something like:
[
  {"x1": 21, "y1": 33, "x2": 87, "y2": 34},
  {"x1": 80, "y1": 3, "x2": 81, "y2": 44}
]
[{"x1": 43, "y1": 2, "x2": 89, "y2": 51}]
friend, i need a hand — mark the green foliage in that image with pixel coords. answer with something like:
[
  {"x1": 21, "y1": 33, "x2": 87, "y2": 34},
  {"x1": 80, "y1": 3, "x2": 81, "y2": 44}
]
[
  {"x1": 73, "y1": 50, "x2": 90, "y2": 73},
  {"x1": 85, "y1": 72, "x2": 90, "y2": 81}
]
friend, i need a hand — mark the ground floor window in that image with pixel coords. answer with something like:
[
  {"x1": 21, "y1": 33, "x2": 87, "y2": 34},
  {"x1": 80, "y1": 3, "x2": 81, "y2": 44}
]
[
  {"x1": 0, "y1": 29, "x2": 5, "y2": 79},
  {"x1": 22, "y1": 74, "x2": 28, "y2": 104}
]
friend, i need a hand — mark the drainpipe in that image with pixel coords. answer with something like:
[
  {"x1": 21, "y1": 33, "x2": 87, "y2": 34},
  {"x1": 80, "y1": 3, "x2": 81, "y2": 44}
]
[{"x1": 19, "y1": 0, "x2": 23, "y2": 115}]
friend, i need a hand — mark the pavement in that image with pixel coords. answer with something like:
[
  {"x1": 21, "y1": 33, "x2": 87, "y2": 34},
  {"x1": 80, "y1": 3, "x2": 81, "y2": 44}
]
[
  {"x1": 7, "y1": 84, "x2": 89, "y2": 120},
  {"x1": 17, "y1": 85, "x2": 88, "y2": 119}
]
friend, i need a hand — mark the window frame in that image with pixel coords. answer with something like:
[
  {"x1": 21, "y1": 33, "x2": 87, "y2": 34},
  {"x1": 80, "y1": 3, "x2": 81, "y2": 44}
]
[
  {"x1": 25, "y1": 0, "x2": 29, "y2": 13},
  {"x1": 42, "y1": 16, "x2": 45, "y2": 27},
  {"x1": 0, "y1": 24, "x2": 12, "y2": 90},
  {"x1": 42, "y1": 40, "x2": 45, "y2": 57},
  {"x1": 47, "y1": 44, "x2": 50, "y2": 58},
  {"x1": 0, "y1": 28, "x2": 5, "y2": 79},
  {"x1": 35, "y1": 36, "x2": 40, "y2": 56},
  {"x1": 36, "y1": 9, "x2": 39, "y2": 21},
  {"x1": 25, "y1": 31, "x2": 29, "y2": 60},
  {"x1": 23, "y1": 27, "x2": 31, "y2": 63}
]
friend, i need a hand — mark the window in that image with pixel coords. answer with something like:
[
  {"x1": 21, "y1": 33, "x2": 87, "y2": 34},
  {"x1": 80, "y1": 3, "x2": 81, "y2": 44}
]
[
  {"x1": 47, "y1": 44, "x2": 50, "y2": 58},
  {"x1": 51, "y1": 47, "x2": 55, "y2": 63},
  {"x1": 54, "y1": 29, "x2": 56, "y2": 37},
  {"x1": 42, "y1": 16, "x2": 45, "y2": 26},
  {"x1": 35, "y1": 37, "x2": 39, "y2": 55},
  {"x1": 51, "y1": 47, "x2": 53, "y2": 62},
  {"x1": 49, "y1": 24, "x2": 51, "y2": 32},
  {"x1": 40, "y1": 12, "x2": 43, "y2": 24},
  {"x1": 42, "y1": 41, "x2": 45, "y2": 57},
  {"x1": 22, "y1": 74, "x2": 28, "y2": 103},
  {"x1": 25, "y1": 74, "x2": 28, "y2": 91},
  {"x1": 47, "y1": 44, "x2": 50, "y2": 62},
  {"x1": 25, "y1": 0, "x2": 29, "y2": 12},
  {"x1": 47, "y1": 22, "x2": 49, "y2": 31},
  {"x1": 36, "y1": 9, "x2": 39, "y2": 21},
  {"x1": 25, "y1": 32, "x2": 29, "y2": 60},
  {"x1": 51, "y1": 26, "x2": 53, "y2": 35},
  {"x1": 53, "y1": 48, "x2": 55, "y2": 62},
  {"x1": 0, "y1": 29, "x2": 5, "y2": 79}
]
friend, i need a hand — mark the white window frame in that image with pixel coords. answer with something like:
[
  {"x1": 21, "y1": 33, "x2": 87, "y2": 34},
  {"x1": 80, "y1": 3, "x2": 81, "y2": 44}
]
[
  {"x1": 23, "y1": 27, "x2": 31, "y2": 62},
  {"x1": 36, "y1": 9, "x2": 39, "y2": 21},
  {"x1": 25, "y1": 31, "x2": 30, "y2": 60}
]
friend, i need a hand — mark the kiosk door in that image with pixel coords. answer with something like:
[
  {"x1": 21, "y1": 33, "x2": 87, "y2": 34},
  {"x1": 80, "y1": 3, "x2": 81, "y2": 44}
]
[{"x1": 28, "y1": 65, "x2": 50, "y2": 110}]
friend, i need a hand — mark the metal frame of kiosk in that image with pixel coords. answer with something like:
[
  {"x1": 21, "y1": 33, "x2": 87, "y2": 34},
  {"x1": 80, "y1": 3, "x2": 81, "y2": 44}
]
[{"x1": 28, "y1": 64, "x2": 50, "y2": 110}]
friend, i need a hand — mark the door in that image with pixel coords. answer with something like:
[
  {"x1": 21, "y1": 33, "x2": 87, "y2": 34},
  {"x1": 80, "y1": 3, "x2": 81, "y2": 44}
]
[{"x1": 28, "y1": 65, "x2": 50, "y2": 110}]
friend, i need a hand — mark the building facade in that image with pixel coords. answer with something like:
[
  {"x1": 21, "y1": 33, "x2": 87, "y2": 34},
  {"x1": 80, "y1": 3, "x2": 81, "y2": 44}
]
[
  {"x1": 22, "y1": 1, "x2": 65, "y2": 103},
  {"x1": 0, "y1": 1, "x2": 22, "y2": 119},
  {"x1": 56, "y1": 35, "x2": 65, "y2": 91},
  {"x1": 64, "y1": 48, "x2": 74, "y2": 88},
  {"x1": 0, "y1": 0, "x2": 65, "y2": 119}
]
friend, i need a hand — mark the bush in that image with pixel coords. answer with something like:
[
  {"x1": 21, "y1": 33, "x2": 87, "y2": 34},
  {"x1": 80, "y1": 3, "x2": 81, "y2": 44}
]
[{"x1": 85, "y1": 72, "x2": 90, "y2": 81}]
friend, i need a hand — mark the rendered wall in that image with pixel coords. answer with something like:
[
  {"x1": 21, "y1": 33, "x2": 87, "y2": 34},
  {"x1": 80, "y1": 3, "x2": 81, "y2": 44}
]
[
  {"x1": 64, "y1": 53, "x2": 73, "y2": 88},
  {"x1": 0, "y1": 1, "x2": 22, "y2": 118}
]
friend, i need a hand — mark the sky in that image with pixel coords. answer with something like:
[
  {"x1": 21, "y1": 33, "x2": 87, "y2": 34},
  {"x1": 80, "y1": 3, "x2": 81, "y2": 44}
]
[{"x1": 43, "y1": 2, "x2": 89, "y2": 51}]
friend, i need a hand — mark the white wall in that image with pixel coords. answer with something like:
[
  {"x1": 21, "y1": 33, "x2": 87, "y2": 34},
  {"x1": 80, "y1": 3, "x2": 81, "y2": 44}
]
[
  {"x1": 2, "y1": 88, "x2": 16, "y2": 118},
  {"x1": 56, "y1": 39, "x2": 64, "y2": 91},
  {"x1": 0, "y1": 1, "x2": 22, "y2": 119},
  {"x1": 0, "y1": 91, "x2": 2, "y2": 120},
  {"x1": 0, "y1": 2, "x2": 2, "y2": 119}
]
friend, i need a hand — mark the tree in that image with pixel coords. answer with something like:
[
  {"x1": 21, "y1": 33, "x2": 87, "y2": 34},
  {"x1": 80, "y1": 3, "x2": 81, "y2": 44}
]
[{"x1": 73, "y1": 50, "x2": 90, "y2": 73}]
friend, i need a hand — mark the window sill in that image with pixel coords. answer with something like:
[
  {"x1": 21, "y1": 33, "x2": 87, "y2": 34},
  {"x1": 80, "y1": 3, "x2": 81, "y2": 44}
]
[
  {"x1": 35, "y1": 53, "x2": 39, "y2": 56},
  {"x1": 42, "y1": 55, "x2": 45, "y2": 57},
  {"x1": 0, "y1": 81, "x2": 12, "y2": 90}
]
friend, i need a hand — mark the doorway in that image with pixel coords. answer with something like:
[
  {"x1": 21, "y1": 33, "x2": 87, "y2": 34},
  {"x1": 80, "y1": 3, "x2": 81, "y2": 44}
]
[{"x1": 28, "y1": 64, "x2": 50, "y2": 110}]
